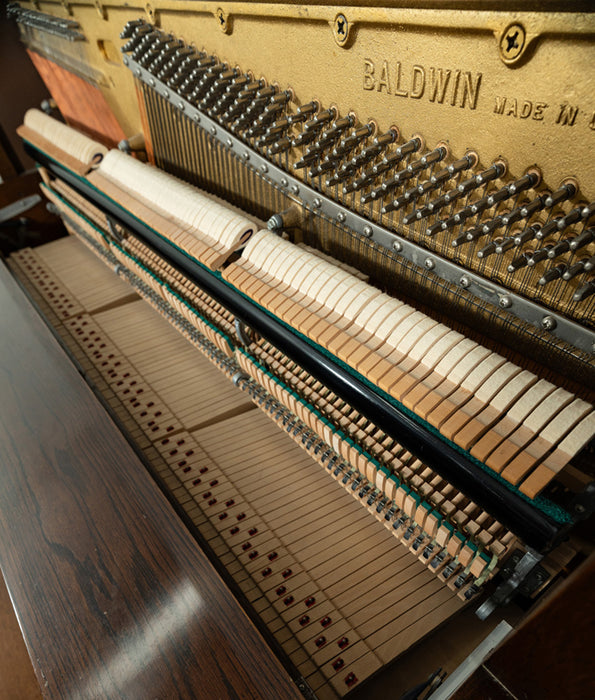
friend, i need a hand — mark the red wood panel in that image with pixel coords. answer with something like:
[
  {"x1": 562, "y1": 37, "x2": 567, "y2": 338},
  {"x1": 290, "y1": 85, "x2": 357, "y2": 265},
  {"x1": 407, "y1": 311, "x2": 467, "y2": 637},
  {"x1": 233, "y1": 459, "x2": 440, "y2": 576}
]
[{"x1": 27, "y1": 51, "x2": 125, "y2": 147}]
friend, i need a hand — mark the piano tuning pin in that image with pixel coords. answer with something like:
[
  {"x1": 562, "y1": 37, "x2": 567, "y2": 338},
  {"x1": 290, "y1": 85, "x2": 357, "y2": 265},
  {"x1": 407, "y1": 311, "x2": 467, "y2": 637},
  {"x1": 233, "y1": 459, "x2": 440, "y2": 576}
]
[
  {"x1": 495, "y1": 236, "x2": 516, "y2": 255},
  {"x1": 569, "y1": 227, "x2": 594, "y2": 252},
  {"x1": 452, "y1": 230, "x2": 471, "y2": 248},
  {"x1": 581, "y1": 201, "x2": 595, "y2": 220},
  {"x1": 573, "y1": 278, "x2": 595, "y2": 301},
  {"x1": 507, "y1": 250, "x2": 533, "y2": 272},
  {"x1": 332, "y1": 125, "x2": 373, "y2": 159},
  {"x1": 556, "y1": 205, "x2": 586, "y2": 230},
  {"x1": 286, "y1": 101, "x2": 317, "y2": 126},
  {"x1": 120, "y1": 19, "x2": 148, "y2": 40},
  {"x1": 309, "y1": 156, "x2": 340, "y2": 177},
  {"x1": 538, "y1": 263, "x2": 566, "y2": 286},
  {"x1": 396, "y1": 137, "x2": 422, "y2": 158},
  {"x1": 448, "y1": 153, "x2": 476, "y2": 175},
  {"x1": 291, "y1": 129, "x2": 318, "y2": 148},
  {"x1": 545, "y1": 182, "x2": 576, "y2": 208},
  {"x1": 268, "y1": 136, "x2": 293, "y2": 156},
  {"x1": 514, "y1": 224, "x2": 540, "y2": 246},
  {"x1": 329, "y1": 162, "x2": 358, "y2": 186},
  {"x1": 527, "y1": 245, "x2": 554, "y2": 266},
  {"x1": 421, "y1": 146, "x2": 447, "y2": 167},
  {"x1": 121, "y1": 24, "x2": 152, "y2": 51},
  {"x1": 426, "y1": 221, "x2": 444, "y2": 236},
  {"x1": 535, "y1": 216, "x2": 564, "y2": 241},
  {"x1": 486, "y1": 186, "x2": 512, "y2": 208},
  {"x1": 547, "y1": 238, "x2": 572, "y2": 259},
  {"x1": 585, "y1": 255, "x2": 595, "y2": 272},
  {"x1": 381, "y1": 196, "x2": 406, "y2": 214},
  {"x1": 317, "y1": 115, "x2": 355, "y2": 147},
  {"x1": 563, "y1": 258, "x2": 590, "y2": 280},
  {"x1": 304, "y1": 108, "x2": 336, "y2": 132},
  {"x1": 508, "y1": 172, "x2": 540, "y2": 195}
]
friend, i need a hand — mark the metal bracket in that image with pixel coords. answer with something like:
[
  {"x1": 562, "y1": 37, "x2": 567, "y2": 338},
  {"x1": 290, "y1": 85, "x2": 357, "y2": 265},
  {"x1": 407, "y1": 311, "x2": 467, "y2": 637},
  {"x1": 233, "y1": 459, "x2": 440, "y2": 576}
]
[
  {"x1": 105, "y1": 216, "x2": 123, "y2": 243},
  {"x1": 234, "y1": 318, "x2": 253, "y2": 346},
  {"x1": 568, "y1": 480, "x2": 595, "y2": 522},
  {"x1": 476, "y1": 549, "x2": 542, "y2": 620}
]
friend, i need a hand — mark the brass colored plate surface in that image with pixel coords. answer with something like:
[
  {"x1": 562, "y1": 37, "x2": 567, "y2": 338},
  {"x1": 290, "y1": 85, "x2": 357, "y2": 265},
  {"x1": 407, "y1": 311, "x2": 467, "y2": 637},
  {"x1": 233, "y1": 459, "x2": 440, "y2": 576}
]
[{"x1": 28, "y1": 2, "x2": 595, "y2": 196}]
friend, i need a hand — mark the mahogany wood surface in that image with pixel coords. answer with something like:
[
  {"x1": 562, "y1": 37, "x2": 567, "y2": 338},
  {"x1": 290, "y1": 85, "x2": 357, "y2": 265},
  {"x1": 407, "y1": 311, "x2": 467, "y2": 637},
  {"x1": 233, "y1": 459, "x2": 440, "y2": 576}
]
[{"x1": 0, "y1": 261, "x2": 302, "y2": 700}]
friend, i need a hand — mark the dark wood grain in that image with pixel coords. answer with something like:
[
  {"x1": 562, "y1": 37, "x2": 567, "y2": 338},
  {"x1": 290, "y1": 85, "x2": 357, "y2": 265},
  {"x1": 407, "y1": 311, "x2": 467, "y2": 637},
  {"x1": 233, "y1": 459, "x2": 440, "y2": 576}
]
[
  {"x1": 0, "y1": 261, "x2": 302, "y2": 700},
  {"x1": 453, "y1": 554, "x2": 595, "y2": 700}
]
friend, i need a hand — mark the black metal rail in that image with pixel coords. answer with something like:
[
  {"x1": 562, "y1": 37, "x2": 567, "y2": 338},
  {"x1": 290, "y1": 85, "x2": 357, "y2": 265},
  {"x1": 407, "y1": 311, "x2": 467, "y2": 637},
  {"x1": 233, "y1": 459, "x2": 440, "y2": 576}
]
[{"x1": 30, "y1": 143, "x2": 568, "y2": 553}]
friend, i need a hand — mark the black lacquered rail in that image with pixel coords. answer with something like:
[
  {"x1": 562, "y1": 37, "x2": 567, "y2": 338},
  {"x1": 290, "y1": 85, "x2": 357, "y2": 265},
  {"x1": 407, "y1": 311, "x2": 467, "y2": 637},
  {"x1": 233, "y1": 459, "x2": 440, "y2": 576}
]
[{"x1": 28, "y1": 143, "x2": 569, "y2": 553}]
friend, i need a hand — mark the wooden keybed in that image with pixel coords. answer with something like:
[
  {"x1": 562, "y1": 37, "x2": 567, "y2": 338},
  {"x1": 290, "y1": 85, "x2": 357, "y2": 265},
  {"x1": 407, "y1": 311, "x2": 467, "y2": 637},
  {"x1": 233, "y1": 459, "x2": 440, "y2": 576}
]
[{"x1": 9, "y1": 235, "x2": 472, "y2": 698}]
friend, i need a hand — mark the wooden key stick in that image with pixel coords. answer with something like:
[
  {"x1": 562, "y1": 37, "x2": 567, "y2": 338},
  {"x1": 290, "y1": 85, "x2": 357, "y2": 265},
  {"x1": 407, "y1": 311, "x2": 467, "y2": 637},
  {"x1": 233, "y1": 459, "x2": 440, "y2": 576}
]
[
  {"x1": 469, "y1": 378, "x2": 556, "y2": 463},
  {"x1": 519, "y1": 412, "x2": 595, "y2": 498},
  {"x1": 441, "y1": 362, "x2": 522, "y2": 442},
  {"x1": 501, "y1": 400, "x2": 592, "y2": 487},
  {"x1": 486, "y1": 387, "x2": 574, "y2": 476},
  {"x1": 454, "y1": 369, "x2": 538, "y2": 451}
]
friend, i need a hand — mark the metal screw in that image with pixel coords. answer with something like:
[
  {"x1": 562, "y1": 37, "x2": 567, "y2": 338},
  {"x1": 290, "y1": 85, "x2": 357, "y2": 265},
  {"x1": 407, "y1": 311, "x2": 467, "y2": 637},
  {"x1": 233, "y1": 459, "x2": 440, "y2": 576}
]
[
  {"x1": 541, "y1": 315, "x2": 557, "y2": 331},
  {"x1": 460, "y1": 275, "x2": 470, "y2": 288},
  {"x1": 500, "y1": 23, "x2": 526, "y2": 62},
  {"x1": 392, "y1": 240, "x2": 402, "y2": 252},
  {"x1": 162, "y1": 89, "x2": 169, "y2": 98},
  {"x1": 226, "y1": 138, "x2": 232, "y2": 147},
  {"x1": 363, "y1": 225, "x2": 373, "y2": 237},
  {"x1": 499, "y1": 295, "x2": 512, "y2": 308},
  {"x1": 148, "y1": 77, "x2": 155, "y2": 87},
  {"x1": 135, "y1": 67, "x2": 141, "y2": 77},
  {"x1": 424, "y1": 258, "x2": 435, "y2": 270},
  {"x1": 337, "y1": 212, "x2": 346, "y2": 223},
  {"x1": 243, "y1": 151, "x2": 250, "y2": 161},
  {"x1": 178, "y1": 101, "x2": 184, "y2": 110},
  {"x1": 260, "y1": 163, "x2": 268, "y2": 173},
  {"x1": 312, "y1": 197, "x2": 322, "y2": 208},
  {"x1": 122, "y1": 56, "x2": 128, "y2": 66},
  {"x1": 194, "y1": 114, "x2": 201, "y2": 123},
  {"x1": 210, "y1": 126, "x2": 217, "y2": 135},
  {"x1": 281, "y1": 177, "x2": 288, "y2": 187},
  {"x1": 333, "y1": 13, "x2": 349, "y2": 47},
  {"x1": 290, "y1": 184, "x2": 299, "y2": 195}
]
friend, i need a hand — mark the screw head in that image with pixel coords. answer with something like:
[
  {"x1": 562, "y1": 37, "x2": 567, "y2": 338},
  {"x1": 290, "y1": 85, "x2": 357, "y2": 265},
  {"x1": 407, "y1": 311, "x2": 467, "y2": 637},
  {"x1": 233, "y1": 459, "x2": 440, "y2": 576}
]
[
  {"x1": 460, "y1": 275, "x2": 470, "y2": 289},
  {"x1": 499, "y1": 295, "x2": 512, "y2": 308},
  {"x1": 363, "y1": 225, "x2": 373, "y2": 238},
  {"x1": 280, "y1": 177, "x2": 288, "y2": 187},
  {"x1": 210, "y1": 126, "x2": 217, "y2": 135},
  {"x1": 499, "y1": 23, "x2": 526, "y2": 63},
  {"x1": 333, "y1": 13, "x2": 350, "y2": 47},
  {"x1": 216, "y1": 7, "x2": 229, "y2": 33},
  {"x1": 337, "y1": 212, "x2": 346, "y2": 223},
  {"x1": 135, "y1": 67, "x2": 141, "y2": 77},
  {"x1": 122, "y1": 56, "x2": 129, "y2": 66},
  {"x1": 243, "y1": 151, "x2": 250, "y2": 161},
  {"x1": 312, "y1": 197, "x2": 322, "y2": 208},
  {"x1": 162, "y1": 89, "x2": 169, "y2": 98},
  {"x1": 541, "y1": 315, "x2": 557, "y2": 331},
  {"x1": 193, "y1": 114, "x2": 201, "y2": 123},
  {"x1": 226, "y1": 138, "x2": 232, "y2": 147},
  {"x1": 290, "y1": 184, "x2": 299, "y2": 195},
  {"x1": 148, "y1": 77, "x2": 155, "y2": 87},
  {"x1": 424, "y1": 258, "x2": 435, "y2": 270},
  {"x1": 260, "y1": 163, "x2": 268, "y2": 173},
  {"x1": 178, "y1": 101, "x2": 184, "y2": 110},
  {"x1": 392, "y1": 240, "x2": 403, "y2": 252}
]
